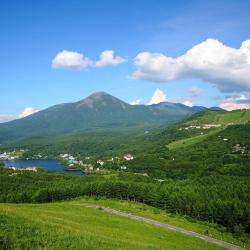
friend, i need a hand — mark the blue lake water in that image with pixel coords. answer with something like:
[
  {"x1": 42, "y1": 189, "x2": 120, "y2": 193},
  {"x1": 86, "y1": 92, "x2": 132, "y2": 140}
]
[{"x1": 2, "y1": 159, "x2": 84, "y2": 176}]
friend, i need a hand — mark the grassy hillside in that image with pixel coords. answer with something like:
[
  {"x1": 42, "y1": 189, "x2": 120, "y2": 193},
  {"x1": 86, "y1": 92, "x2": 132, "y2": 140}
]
[
  {"x1": 74, "y1": 197, "x2": 250, "y2": 249},
  {"x1": 0, "y1": 200, "x2": 230, "y2": 250},
  {"x1": 0, "y1": 166, "x2": 249, "y2": 242},
  {"x1": 183, "y1": 109, "x2": 250, "y2": 126},
  {"x1": 167, "y1": 128, "x2": 223, "y2": 150}
]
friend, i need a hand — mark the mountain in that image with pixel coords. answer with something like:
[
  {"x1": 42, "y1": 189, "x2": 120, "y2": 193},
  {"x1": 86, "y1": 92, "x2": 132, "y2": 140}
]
[{"x1": 0, "y1": 92, "x2": 221, "y2": 143}]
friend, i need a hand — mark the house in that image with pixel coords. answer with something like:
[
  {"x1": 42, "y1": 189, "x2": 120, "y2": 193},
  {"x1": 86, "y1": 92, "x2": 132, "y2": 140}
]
[
  {"x1": 0, "y1": 152, "x2": 8, "y2": 160},
  {"x1": 203, "y1": 124, "x2": 221, "y2": 129},
  {"x1": 123, "y1": 154, "x2": 134, "y2": 161},
  {"x1": 232, "y1": 144, "x2": 246, "y2": 153},
  {"x1": 60, "y1": 154, "x2": 69, "y2": 159},
  {"x1": 96, "y1": 160, "x2": 104, "y2": 166},
  {"x1": 68, "y1": 159, "x2": 77, "y2": 164},
  {"x1": 24, "y1": 167, "x2": 37, "y2": 172},
  {"x1": 189, "y1": 125, "x2": 201, "y2": 129}
]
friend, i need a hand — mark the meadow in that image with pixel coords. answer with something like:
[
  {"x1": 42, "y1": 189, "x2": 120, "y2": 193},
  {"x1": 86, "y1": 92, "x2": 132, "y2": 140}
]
[{"x1": 0, "y1": 199, "x2": 226, "y2": 250}]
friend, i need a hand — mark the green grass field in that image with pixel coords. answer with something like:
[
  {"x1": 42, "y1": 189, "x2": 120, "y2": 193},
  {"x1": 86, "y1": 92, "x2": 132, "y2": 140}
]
[
  {"x1": 167, "y1": 128, "x2": 223, "y2": 150},
  {"x1": 0, "y1": 200, "x2": 227, "y2": 250},
  {"x1": 1, "y1": 197, "x2": 249, "y2": 250},
  {"x1": 167, "y1": 109, "x2": 250, "y2": 150},
  {"x1": 72, "y1": 197, "x2": 250, "y2": 249},
  {"x1": 185, "y1": 110, "x2": 250, "y2": 126}
]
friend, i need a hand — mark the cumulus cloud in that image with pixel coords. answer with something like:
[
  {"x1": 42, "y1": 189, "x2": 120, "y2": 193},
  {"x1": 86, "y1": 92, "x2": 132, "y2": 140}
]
[
  {"x1": 132, "y1": 39, "x2": 250, "y2": 93},
  {"x1": 219, "y1": 94, "x2": 250, "y2": 111},
  {"x1": 148, "y1": 88, "x2": 167, "y2": 105},
  {"x1": 95, "y1": 50, "x2": 127, "y2": 67},
  {"x1": 0, "y1": 107, "x2": 39, "y2": 123},
  {"x1": 19, "y1": 107, "x2": 39, "y2": 118},
  {"x1": 52, "y1": 50, "x2": 92, "y2": 70},
  {"x1": 130, "y1": 99, "x2": 142, "y2": 105},
  {"x1": 182, "y1": 100, "x2": 193, "y2": 107}
]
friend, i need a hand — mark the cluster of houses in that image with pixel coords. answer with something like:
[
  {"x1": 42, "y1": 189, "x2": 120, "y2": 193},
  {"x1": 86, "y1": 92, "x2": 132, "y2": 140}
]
[
  {"x1": 96, "y1": 154, "x2": 134, "y2": 166},
  {"x1": 59, "y1": 154, "x2": 84, "y2": 167},
  {"x1": 232, "y1": 144, "x2": 247, "y2": 154},
  {"x1": 59, "y1": 153, "x2": 134, "y2": 173},
  {"x1": 179, "y1": 124, "x2": 222, "y2": 131},
  {"x1": 8, "y1": 166, "x2": 37, "y2": 175},
  {"x1": 32, "y1": 153, "x2": 46, "y2": 159},
  {"x1": 179, "y1": 122, "x2": 239, "y2": 131},
  {"x1": 0, "y1": 151, "x2": 18, "y2": 160}
]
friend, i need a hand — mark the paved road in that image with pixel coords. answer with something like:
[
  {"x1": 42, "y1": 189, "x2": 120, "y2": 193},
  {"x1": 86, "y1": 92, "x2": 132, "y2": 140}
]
[{"x1": 77, "y1": 203, "x2": 246, "y2": 250}]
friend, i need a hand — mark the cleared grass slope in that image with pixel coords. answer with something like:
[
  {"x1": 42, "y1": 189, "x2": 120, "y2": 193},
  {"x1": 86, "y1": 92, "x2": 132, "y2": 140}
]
[
  {"x1": 167, "y1": 128, "x2": 223, "y2": 150},
  {"x1": 0, "y1": 200, "x2": 226, "y2": 250},
  {"x1": 184, "y1": 109, "x2": 250, "y2": 126}
]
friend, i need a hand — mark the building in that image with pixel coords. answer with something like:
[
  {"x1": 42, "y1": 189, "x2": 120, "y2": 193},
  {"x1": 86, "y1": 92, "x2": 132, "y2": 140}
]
[
  {"x1": 96, "y1": 160, "x2": 104, "y2": 166},
  {"x1": 123, "y1": 154, "x2": 134, "y2": 161}
]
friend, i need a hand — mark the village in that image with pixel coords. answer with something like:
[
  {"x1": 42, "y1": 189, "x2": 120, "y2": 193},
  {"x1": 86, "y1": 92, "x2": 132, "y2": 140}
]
[
  {"x1": 1, "y1": 140, "x2": 249, "y2": 175},
  {"x1": 59, "y1": 153, "x2": 134, "y2": 173},
  {"x1": 0, "y1": 148, "x2": 136, "y2": 174},
  {"x1": 179, "y1": 122, "x2": 236, "y2": 131},
  {"x1": 0, "y1": 150, "x2": 24, "y2": 160}
]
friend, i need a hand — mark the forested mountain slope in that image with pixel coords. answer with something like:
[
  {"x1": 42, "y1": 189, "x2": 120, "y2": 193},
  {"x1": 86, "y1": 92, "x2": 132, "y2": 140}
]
[{"x1": 0, "y1": 92, "x2": 220, "y2": 144}]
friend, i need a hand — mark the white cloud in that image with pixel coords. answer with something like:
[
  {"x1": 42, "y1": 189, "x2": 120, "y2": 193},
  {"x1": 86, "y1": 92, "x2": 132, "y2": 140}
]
[
  {"x1": 132, "y1": 39, "x2": 250, "y2": 93},
  {"x1": 0, "y1": 114, "x2": 17, "y2": 123},
  {"x1": 190, "y1": 86, "x2": 202, "y2": 97},
  {"x1": 19, "y1": 107, "x2": 39, "y2": 118},
  {"x1": 95, "y1": 50, "x2": 127, "y2": 67},
  {"x1": 130, "y1": 99, "x2": 142, "y2": 105},
  {"x1": 148, "y1": 88, "x2": 167, "y2": 105},
  {"x1": 52, "y1": 50, "x2": 92, "y2": 70},
  {"x1": 0, "y1": 107, "x2": 39, "y2": 123},
  {"x1": 219, "y1": 94, "x2": 250, "y2": 111},
  {"x1": 219, "y1": 102, "x2": 250, "y2": 111},
  {"x1": 182, "y1": 100, "x2": 193, "y2": 107}
]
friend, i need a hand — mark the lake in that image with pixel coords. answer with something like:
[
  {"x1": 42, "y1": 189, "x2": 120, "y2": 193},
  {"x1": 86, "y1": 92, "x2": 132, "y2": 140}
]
[{"x1": 1, "y1": 159, "x2": 85, "y2": 176}]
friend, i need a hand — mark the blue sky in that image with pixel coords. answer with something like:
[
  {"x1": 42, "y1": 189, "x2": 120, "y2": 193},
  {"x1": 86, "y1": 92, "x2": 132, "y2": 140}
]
[{"x1": 1, "y1": 0, "x2": 250, "y2": 121}]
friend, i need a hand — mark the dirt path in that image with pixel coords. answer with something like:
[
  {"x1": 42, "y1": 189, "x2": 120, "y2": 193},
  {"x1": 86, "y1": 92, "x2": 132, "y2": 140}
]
[{"x1": 77, "y1": 203, "x2": 246, "y2": 250}]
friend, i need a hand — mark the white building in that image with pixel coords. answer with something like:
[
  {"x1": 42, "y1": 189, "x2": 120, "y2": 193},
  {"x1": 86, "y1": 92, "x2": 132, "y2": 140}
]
[
  {"x1": 96, "y1": 160, "x2": 104, "y2": 166},
  {"x1": 123, "y1": 154, "x2": 134, "y2": 161}
]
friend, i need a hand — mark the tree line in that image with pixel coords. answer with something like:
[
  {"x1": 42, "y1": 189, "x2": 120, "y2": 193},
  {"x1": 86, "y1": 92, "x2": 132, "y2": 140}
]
[{"x1": 0, "y1": 167, "x2": 249, "y2": 237}]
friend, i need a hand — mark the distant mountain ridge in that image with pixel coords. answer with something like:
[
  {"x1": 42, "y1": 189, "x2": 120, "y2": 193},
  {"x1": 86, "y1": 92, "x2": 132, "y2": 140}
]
[{"x1": 0, "y1": 92, "x2": 223, "y2": 143}]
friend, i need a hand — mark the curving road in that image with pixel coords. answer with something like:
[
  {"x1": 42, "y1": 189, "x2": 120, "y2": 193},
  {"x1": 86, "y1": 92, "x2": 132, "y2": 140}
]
[{"x1": 77, "y1": 203, "x2": 246, "y2": 250}]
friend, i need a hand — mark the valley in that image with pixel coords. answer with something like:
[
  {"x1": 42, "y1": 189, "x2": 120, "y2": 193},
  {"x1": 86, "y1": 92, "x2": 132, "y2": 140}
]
[{"x1": 0, "y1": 94, "x2": 250, "y2": 250}]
